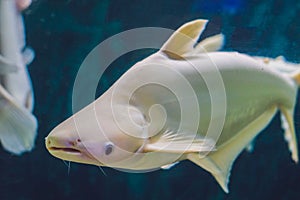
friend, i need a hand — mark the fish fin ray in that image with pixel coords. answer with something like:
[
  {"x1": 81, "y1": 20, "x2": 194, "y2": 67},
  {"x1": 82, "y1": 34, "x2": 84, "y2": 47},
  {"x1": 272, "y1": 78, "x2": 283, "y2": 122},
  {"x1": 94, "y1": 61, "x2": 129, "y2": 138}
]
[
  {"x1": 144, "y1": 130, "x2": 216, "y2": 153},
  {"x1": 0, "y1": 85, "x2": 37, "y2": 155}
]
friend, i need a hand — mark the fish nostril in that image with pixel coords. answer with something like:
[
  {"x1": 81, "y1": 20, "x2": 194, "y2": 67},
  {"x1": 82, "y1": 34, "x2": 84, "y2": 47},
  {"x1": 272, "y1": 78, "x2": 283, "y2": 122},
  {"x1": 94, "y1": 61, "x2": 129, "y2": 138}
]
[
  {"x1": 69, "y1": 141, "x2": 76, "y2": 146},
  {"x1": 68, "y1": 139, "x2": 81, "y2": 146}
]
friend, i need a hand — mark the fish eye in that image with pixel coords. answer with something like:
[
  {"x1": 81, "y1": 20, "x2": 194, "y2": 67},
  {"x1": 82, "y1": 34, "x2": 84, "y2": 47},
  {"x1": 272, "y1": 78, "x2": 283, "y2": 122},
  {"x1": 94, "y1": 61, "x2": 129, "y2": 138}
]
[{"x1": 104, "y1": 142, "x2": 114, "y2": 155}]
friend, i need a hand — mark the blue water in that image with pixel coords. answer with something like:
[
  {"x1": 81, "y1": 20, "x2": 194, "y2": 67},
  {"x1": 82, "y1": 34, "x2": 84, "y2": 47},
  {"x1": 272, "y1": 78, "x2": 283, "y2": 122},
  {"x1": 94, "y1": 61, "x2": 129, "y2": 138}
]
[{"x1": 1, "y1": 0, "x2": 300, "y2": 199}]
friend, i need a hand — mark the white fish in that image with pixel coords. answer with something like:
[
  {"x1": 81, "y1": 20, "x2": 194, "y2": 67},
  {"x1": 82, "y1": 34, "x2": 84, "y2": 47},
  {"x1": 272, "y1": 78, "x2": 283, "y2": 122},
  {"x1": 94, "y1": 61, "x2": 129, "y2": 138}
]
[
  {"x1": 0, "y1": 0, "x2": 37, "y2": 155},
  {"x1": 45, "y1": 20, "x2": 299, "y2": 193}
]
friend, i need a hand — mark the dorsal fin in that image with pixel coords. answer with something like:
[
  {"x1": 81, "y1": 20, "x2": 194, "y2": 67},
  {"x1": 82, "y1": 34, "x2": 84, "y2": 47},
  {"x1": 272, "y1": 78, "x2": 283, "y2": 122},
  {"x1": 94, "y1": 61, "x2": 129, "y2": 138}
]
[
  {"x1": 160, "y1": 19, "x2": 208, "y2": 59},
  {"x1": 194, "y1": 34, "x2": 225, "y2": 53}
]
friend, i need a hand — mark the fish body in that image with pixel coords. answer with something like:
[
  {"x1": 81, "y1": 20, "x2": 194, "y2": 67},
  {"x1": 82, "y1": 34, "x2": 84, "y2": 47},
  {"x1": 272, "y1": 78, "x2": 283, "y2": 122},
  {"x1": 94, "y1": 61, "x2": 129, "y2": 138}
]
[
  {"x1": 0, "y1": 0, "x2": 37, "y2": 155},
  {"x1": 46, "y1": 20, "x2": 299, "y2": 192}
]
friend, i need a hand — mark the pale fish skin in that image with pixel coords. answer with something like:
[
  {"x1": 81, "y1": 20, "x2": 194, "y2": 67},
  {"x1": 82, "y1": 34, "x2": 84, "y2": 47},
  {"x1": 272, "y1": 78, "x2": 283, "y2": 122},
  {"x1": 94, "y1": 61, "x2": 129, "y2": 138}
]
[
  {"x1": 46, "y1": 20, "x2": 299, "y2": 193},
  {"x1": 0, "y1": 0, "x2": 37, "y2": 155}
]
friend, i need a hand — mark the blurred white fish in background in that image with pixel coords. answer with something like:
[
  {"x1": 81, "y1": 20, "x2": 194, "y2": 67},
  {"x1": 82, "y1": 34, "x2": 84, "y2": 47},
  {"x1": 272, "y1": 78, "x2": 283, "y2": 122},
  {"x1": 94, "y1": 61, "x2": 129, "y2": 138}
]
[{"x1": 0, "y1": 0, "x2": 37, "y2": 155}]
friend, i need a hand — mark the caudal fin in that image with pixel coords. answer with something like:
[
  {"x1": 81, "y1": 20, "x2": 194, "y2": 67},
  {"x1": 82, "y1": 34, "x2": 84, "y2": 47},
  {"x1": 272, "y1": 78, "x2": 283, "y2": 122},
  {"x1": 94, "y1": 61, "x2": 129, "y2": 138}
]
[
  {"x1": 0, "y1": 85, "x2": 37, "y2": 155},
  {"x1": 280, "y1": 108, "x2": 298, "y2": 163},
  {"x1": 283, "y1": 69, "x2": 300, "y2": 163}
]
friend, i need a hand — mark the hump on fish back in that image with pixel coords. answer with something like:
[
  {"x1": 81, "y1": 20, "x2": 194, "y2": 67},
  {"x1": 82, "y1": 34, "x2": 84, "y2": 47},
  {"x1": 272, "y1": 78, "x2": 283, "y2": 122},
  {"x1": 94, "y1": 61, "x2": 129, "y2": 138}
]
[{"x1": 160, "y1": 19, "x2": 224, "y2": 59}]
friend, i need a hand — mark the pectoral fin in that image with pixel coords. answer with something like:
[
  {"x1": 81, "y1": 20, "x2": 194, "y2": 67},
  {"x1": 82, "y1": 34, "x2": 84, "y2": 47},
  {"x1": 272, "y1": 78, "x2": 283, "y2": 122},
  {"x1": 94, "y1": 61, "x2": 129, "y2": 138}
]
[
  {"x1": 0, "y1": 85, "x2": 37, "y2": 155},
  {"x1": 144, "y1": 130, "x2": 216, "y2": 153},
  {"x1": 0, "y1": 54, "x2": 18, "y2": 74},
  {"x1": 188, "y1": 106, "x2": 277, "y2": 193}
]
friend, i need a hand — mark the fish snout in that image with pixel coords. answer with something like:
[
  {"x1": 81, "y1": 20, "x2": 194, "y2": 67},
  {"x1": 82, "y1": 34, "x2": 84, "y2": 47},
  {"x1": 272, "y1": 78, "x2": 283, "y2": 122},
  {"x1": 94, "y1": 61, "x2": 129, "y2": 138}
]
[
  {"x1": 45, "y1": 134, "x2": 82, "y2": 153},
  {"x1": 45, "y1": 130, "x2": 104, "y2": 166},
  {"x1": 45, "y1": 127, "x2": 84, "y2": 157}
]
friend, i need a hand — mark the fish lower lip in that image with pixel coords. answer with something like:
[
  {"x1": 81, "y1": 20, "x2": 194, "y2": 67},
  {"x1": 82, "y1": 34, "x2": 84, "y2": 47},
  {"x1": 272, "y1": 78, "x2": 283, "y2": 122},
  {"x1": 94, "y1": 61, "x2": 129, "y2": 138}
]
[{"x1": 49, "y1": 147, "x2": 81, "y2": 154}]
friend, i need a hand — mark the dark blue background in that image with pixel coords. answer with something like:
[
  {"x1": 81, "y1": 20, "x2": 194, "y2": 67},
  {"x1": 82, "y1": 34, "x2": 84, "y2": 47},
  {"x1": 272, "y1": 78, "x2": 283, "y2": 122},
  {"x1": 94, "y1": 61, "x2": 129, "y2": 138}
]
[{"x1": 1, "y1": 0, "x2": 300, "y2": 199}]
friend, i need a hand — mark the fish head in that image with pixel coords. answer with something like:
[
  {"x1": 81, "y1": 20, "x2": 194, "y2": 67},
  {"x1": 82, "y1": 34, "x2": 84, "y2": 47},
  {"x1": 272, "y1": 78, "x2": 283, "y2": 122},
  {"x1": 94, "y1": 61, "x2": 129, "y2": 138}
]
[{"x1": 45, "y1": 98, "x2": 148, "y2": 168}]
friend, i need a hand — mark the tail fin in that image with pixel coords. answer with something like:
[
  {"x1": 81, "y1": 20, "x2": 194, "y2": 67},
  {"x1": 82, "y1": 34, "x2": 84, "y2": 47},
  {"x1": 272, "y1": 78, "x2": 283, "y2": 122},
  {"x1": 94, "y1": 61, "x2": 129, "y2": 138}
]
[
  {"x1": 282, "y1": 70, "x2": 300, "y2": 163},
  {"x1": 280, "y1": 108, "x2": 298, "y2": 163},
  {"x1": 0, "y1": 85, "x2": 37, "y2": 155}
]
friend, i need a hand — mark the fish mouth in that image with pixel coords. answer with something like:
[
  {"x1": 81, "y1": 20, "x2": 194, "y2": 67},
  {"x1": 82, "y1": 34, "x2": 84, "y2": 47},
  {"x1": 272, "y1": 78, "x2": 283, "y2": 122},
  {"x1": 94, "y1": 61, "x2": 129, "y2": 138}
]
[
  {"x1": 45, "y1": 137, "x2": 104, "y2": 166},
  {"x1": 45, "y1": 136, "x2": 83, "y2": 156},
  {"x1": 47, "y1": 145, "x2": 103, "y2": 165},
  {"x1": 47, "y1": 147, "x2": 82, "y2": 155}
]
